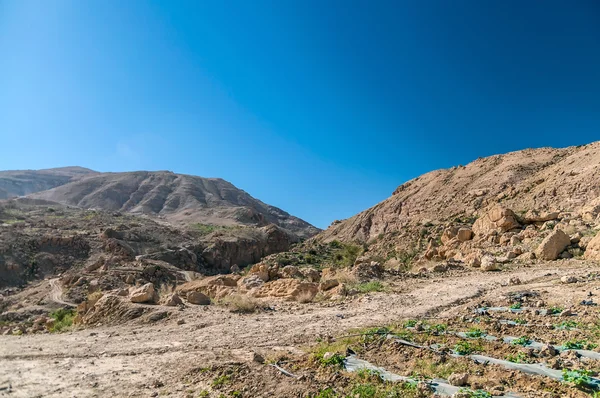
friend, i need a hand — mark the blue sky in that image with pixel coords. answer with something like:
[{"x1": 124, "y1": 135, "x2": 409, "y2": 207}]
[{"x1": 1, "y1": 1, "x2": 599, "y2": 228}]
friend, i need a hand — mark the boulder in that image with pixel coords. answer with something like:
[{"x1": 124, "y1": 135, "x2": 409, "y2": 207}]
[
  {"x1": 472, "y1": 206, "x2": 520, "y2": 235},
  {"x1": 441, "y1": 226, "x2": 459, "y2": 244},
  {"x1": 522, "y1": 210, "x2": 560, "y2": 224},
  {"x1": 248, "y1": 263, "x2": 270, "y2": 282},
  {"x1": 130, "y1": 283, "x2": 156, "y2": 304},
  {"x1": 584, "y1": 233, "x2": 600, "y2": 260},
  {"x1": 161, "y1": 293, "x2": 183, "y2": 307},
  {"x1": 560, "y1": 275, "x2": 577, "y2": 284},
  {"x1": 448, "y1": 373, "x2": 469, "y2": 387},
  {"x1": 481, "y1": 256, "x2": 500, "y2": 271},
  {"x1": 456, "y1": 228, "x2": 473, "y2": 242},
  {"x1": 186, "y1": 291, "x2": 210, "y2": 305},
  {"x1": 301, "y1": 268, "x2": 321, "y2": 283},
  {"x1": 535, "y1": 230, "x2": 571, "y2": 260},
  {"x1": 352, "y1": 261, "x2": 383, "y2": 281},
  {"x1": 253, "y1": 278, "x2": 318, "y2": 301},
  {"x1": 280, "y1": 265, "x2": 303, "y2": 279},
  {"x1": 319, "y1": 279, "x2": 340, "y2": 291}
]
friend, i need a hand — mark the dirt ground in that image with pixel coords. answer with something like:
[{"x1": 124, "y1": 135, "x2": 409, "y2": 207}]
[{"x1": 0, "y1": 261, "x2": 596, "y2": 398}]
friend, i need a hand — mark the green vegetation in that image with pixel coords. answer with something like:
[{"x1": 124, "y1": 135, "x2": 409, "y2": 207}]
[
  {"x1": 189, "y1": 223, "x2": 238, "y2": 236},
  {"x1": 514, "y1": 318, "x2": 527, "y2": 325},
  {"x1": 331, "y1": 241, "x2": 363, "y2": 268},
  {"x1": 563, "y1": 339, "x2": 598, "y2": 350},
  {"x1": 465, "y1": 328, "x2": 485, "y2": 338},
  {"x1": 457, "y1": 389, "x2": 492, "y2": 398},
  {"x1": 49, "y1": 308, "x2": 76, "y2": 333},
  {"x1": 562, "y1": 369, "x2": 594, "y2": 387},
  {"x1": 353, "y1": 281, "x2": 385, "y2": 293},
  {"x1": 505, "y1": 352, "x2": 531, "y2": 363},
  {"x1": 547, "y1": 306, "x2": 564, "y2": 315},
  {"x1": 403, "y1": 319, "x2": 418, "y2": 328},
  {"x1": 454, "y1": 341, "x2": 482, "y2": 355},
  {"x1": 511, "y1": 336, "x2": 531, "y2": 346},
  {"x1": 346, "y1": 381, "x2": 420, "y2": 398},
  {"x1": 211, "y1": 375, "x2": 231, "y2": 388},
  {"x1": 428, "y1": 323, "x2": 448, "y2": 335},
  {"x1": 319, "y1": 352, "x2": 345, "y2": 368},
  {"x1": 509, "y1": 302, "x2": 522, "y2": 310},
  {"x1": 312, "y1": 388, "x2": 338, "y2": 398}
]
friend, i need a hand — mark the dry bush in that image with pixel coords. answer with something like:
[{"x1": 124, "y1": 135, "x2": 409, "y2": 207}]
[
  {"x1": 296, "y1": 290, "x2": 315, "y2": 303},
  {"x1": 221, "y1": 294, "x2": 258, "y2": 313}
]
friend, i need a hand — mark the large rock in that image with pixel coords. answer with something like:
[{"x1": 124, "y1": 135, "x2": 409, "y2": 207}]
[
  {"x1": 161, "y1": 293, "x2": 183, "y2": 307},
  {"x1": 584, "y1": 233, "x2": 600, "y2": 260},
  {"x1": 456, "y1": 228, "x2": 473, "y2": 242},
  {"x1": 472, "y1": 206, "x2": 520, "y2": 235},
  {"x1": 522, "y1": 210, "x2": 560, "y2": 224},
  {"x1": 535, "y1": 230, "x2": 571, "y2": 260},
  {"x1": 130, "y1": 283, "x2": 156, "y2": 303},
  {"x1": 186, "y1": 291, "x2": 211, "y2": 305}
]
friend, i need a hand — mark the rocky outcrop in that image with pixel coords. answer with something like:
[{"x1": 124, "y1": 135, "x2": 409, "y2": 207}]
[
  {"x1": 472, "y1": 207, "x2": 521, "y2": 235},
  {"x1": 201, "y1": 224, "x2": 298, "y2": 273},
  {"x1": 535, "y1": 230, "x2": 571, "y2": 260},
  {"x1": 130, "y1": 283, "x2": 156, "y2": 303},
  {"x1": 584, "y1": 233, "x2": 600, "y2": 260}
]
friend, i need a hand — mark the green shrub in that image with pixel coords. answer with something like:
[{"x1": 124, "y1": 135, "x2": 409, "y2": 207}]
[
  {"x1": 454, "y1": 341, "x2": 481, "y2": 355},
  {"x1": 49, "y1": 308, "x2": 76, "y2": 333},
  {"x1": 562, "y1": 369, "x2": 593, "y2": 387},
  {"x1": 511, "y1": 336, "x2": 531, "y2": 346},
  {"x1": 465, "y1": 328, "x2": 485, "y2": 338}
]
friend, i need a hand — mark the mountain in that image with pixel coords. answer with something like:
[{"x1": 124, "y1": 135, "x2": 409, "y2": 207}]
[
  {"x1": 316, "y1": 141, "x2": 600, "y2": 258},
  {"x1": 0, "y1": 167, "x2": 96, "y2": 199},
  {"x1": 28, "y1": 170, "x2": 319, "y2": 238}
]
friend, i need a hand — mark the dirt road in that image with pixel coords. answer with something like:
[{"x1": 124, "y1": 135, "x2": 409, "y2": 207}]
[{"x1": 0, "y1": 262, "x2": 593, "y2": 398}]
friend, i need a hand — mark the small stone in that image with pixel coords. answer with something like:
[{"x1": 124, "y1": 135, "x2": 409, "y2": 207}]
[{"x1": 561, "y1": 275, "x2": 577, "y2": 284}]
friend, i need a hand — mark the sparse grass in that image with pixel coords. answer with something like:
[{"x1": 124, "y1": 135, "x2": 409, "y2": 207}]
[
  {"x1": 352, "y1": 281, "x2": 385, "y2": 294},
  {"x1": 505, "y1": 352, "x2": 531, "y2": 363},
  {"x1": 514, "y1": 318, "x2": 527, "y2": 325},
  {"x1": 211, "y1": 374, "x2": 231, "y2": 388},
  {"x1": 332, "y1": 242, "x2": 363, "y2": 268},
  {"x1": 219, "y1": 294, "x2": 259, "y2": 314},
  {"x1": 412, "y1": 357, "x2": 470, "y2": 379},
  {"x1": 403, "y1": 319, "x2": 418, "y2": 328},
  {"x1": 312, "y1": 388, "x2": 339, "y2": 398},
  {"x1": 49, "y1": 308, "x2": 76, "y2": 333}
]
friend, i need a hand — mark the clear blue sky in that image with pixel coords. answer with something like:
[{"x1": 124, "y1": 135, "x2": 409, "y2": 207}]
[{"x1": 1, "y1": 1, "x2": 599, "y2": 228}]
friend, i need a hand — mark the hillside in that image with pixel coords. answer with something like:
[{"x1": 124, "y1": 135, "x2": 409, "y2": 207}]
[
  {"x1": 27, "y1": 170, "x2": 319, "y2": 238},
  {"x1": 0, "y1": 167, "x2": 96, "y2": 199},
  {"x1": 316, "y1": 141, "x2": 600, "y2": 258}
]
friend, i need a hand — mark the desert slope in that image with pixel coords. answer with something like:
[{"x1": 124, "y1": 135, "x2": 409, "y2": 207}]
[
  {"x1": 29, "y1": 171, "x2": 319, "y2": 238},
  {"x1": 318, "y1": 141, "x2": 600, "y2": 246},
  {"x1": 0, "y1": 166, "x2": 96, "y2": 199}
]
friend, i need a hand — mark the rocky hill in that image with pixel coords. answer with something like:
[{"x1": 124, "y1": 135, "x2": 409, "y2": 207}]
[
  {"x1": 315, "y1": 141, "x2": 600, "y2": 266},
  {"x1": 0, "y1": 167, "x2": 96, "y2": 199},
  {"x1": 27, "y1": 170, "x2": 318, "y2": 238}
]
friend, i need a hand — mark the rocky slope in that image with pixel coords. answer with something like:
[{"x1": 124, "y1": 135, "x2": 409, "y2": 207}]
[
  {"x1": 0, "y1": 167, "x2": 96, "y2": 199},
  {"x1": 29, "y1": 171, "x2": 318, "y2": 238},
  {"x1": 0, "y1": 200, "x2": 299, "y2": 289},
  {"x1": 316, "y1": 142, "x2": 600, "y2": 262}
]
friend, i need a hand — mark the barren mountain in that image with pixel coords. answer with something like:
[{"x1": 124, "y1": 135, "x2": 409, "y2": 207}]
[
  {"x1": 29, "y1": 171, "x2": 319, "y2": 238},
  {"x1": 0, "y1": 166, "x2": 96, "y2": 199},
  {"x1": 317, "y1": 141, "x2": 600, "y2": 256}
]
